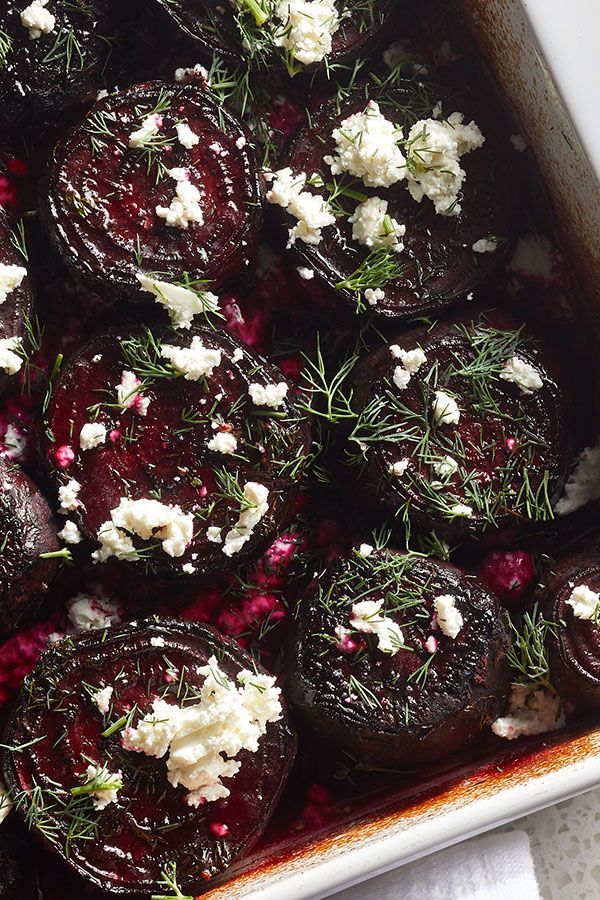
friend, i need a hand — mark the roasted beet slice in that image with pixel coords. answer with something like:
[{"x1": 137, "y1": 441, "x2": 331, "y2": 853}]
[
  {"x1": 1, "y1": 619, "x2": 296, "y2": 894},
  {"x1": 278, "y1": 77, "x2": 515, "y2": 318},
  {"x1": 341, "y1": 310, "x2": 572, "y2": 542},
  {"x1": 0, "y1": 209, "x2": 34, "y2": 394},
  {"x1": 40, "y1": 81, "x2": 263, "y2": 301},
  {"x1": 286, "y1": 549, "x2": 510, "y2": 766},
  {"x1": 0, "y1": 0, "x2": 110, "y2": 133},
  {"x1": 0, "y1": 456, "x2": 59, "y2": 634},
  {"x1": 45, "y1": 320, "x2": 311, "y2": 577},
  {"x1": 541, "y1": 549, "x2": 600, "y2": 709}
]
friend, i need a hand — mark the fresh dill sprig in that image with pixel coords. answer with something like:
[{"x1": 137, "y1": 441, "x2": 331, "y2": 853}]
[
  {"x1": 9, "y1": 218, "x2": 29, "y2": 261},
  {"x1": 152, "y1": 861, "x2": 193, "y2": 900},
  {"x1": 119, "y1": 328, "x2": 176, "y2": 383},
  {"x1": 298, "y1": 334, "x2": 358, "y2": 423},
  {"x1": 0, "y1": 28, "x2": 13, "y2": 69},
  {"x1": 42, "y1": 26, "x2": 85, "y2": 72},
  {"x1": 336, "y1": 248, "x2": 404, "y2": 312},
  {"x1": 506, "y1": 603, "x2": 555, "y2": 688}
]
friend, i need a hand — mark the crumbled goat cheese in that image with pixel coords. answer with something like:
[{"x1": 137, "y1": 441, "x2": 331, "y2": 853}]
[
  {"x1": 58, "y1": 520, "x2": 82, "y2": 545},
  {"x1": 350, "y1": 600, "x2": 404, "y2": 655},
  {"x1": 566, "y1": 584, "x2": 600, "y2": 621},
  {"x1": 176, "y1": 122, "x2": 200, "y2": 149},
  {"x1": 21, "y1": 0, "x2": 55, "y2": 39},
  {"x1": 432, "y1": 390, "x2": 460, "y2": 425},
  {"x1": 388, "y1": 459, "x2": 410, "y2": 477},
  {"x1": 434, "y1": 594, "x2": 464, "y2": 639},
  {"x1": 491, "y1": 684, "x2": 565, "y2": 740},
  {"x1": 2, "y1": 423, "x2": 26, "y2": 462},
  {"x1": 174, "y1": 63, "x2": 209, "y2": 84},
  {"x1": 450, "y1": 503, "x2": 473, "y2": 518},
  {"x1": 510, "y1": 134, "x2": 527, "y2": 152},
  {"x1": 222, "y1": 482, "x2": 269, "y2": 557},
  {"x1": 82, "y1": 764, "x2": 123, "y2": 810},
  {"x1": 93, "y1": 498, "x2": 194, "y2": 563},
  {"x1": 0, "y1": 263, "x2": 27, "y2": 304},
  {"x1": 207, "y1": 431, "x2": 238, "y2": 455},
  {"x1": 358, "y1": 543, "x2": 374, "y2": 557},
  {"x1": 156, "y1": 168, "x2": 204, "y2": 229},
  {"x1": 123, "y1": 656, "x2": 282, "y2": 805},
  {"x1": 405, "y1": 113, "x2": 485, "y2": 216},
  {"x1": 389, "y1": 344, "x2": 403, "y2": 359},
  {"x1": 266, "y1": 168, "x2": 335, "y2": 247},
  {"x1": 348, "y1": 197, "x2": 406, "y2": 252},
  {"x1": 129, "y1": 114, "x2": 161, "y2": 149},
  {"x1": 0, "y1": 781, "x2": 12, "y2": 825},
  {"x1": 79, "y1": 422, "x2": 107, "y2": 451},
  {"x1": 92, "y1": 685, "x2": 114, "y2": 714},
  {"x1": 67, "y1": 594, "x2": 121, "y2": 631},
  {"x1": 393, "y1": 366, "x2": 411, "y2": 391},
  {"x1": 0, "y1": 337, "x2": 23, "y2": 375},
  {"x1": 136, "y1": 273, "x2": 219, "y2": 329},
  {"x1": 206, "y1": 526, "x2": 222, "y2": 543},
  {"x1": 248, "y1": 382, "x2": 288, "y2": 409},
  {"x1": 500, "y1": 356, "x2": 543, "y2": 394},
  {"x1": 182, "y1": 562, "x2": 196, "y2": 574},
  {"x1": 231, "y1": 348, "x2": 244, "y2": 363},
  {"x1": 507, "y1": 233, "x2": 555, "y2": 280},
  {"x1": 400, "y1": 348, "x2": 427, "y2": 373},
  {"x1": 161, "y1": 337, "x2": 222, "y2": 380},
  {"x1": 364, "y1": 288, "x2": 384, "y2": 306},
  {"x1": 325, "y1": 101, "x2": 406, "y2": 188},
  {"x1": 273, "y1": 0, "x2": 340, "y2": 66},
  {"x1": 116, "y1": 370, "x2": 149, "y2": 415},
  {"x1": 433, "y1": 456, "x2": 459, "y2": 478},
  {"x1": 555, "y1": 438, "x2": 600, "y2": 516},
  {"x1": 235, "y1": 135, "x2": 246, "y2": 150},
  {"x1": 297, "y1": 266, "x2": 315, "y2": 280},
  {"x1": 472, "y1": 237, "x2": 499, "y2": 253},
  {"x1": 150, "y1": 636, "x2": 166, "y2": 647},
  {"x1": 58, "y1": 479, "x2": 81, "y2": 512}
]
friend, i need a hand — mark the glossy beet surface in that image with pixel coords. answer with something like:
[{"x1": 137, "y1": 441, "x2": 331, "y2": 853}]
[
  {"x1": 284, "y1": 78, "x2": 515, "y2": 318},
  {"x1": 0, "y1": 209, "x2": 34, "y2": 394},
  {"x1": 542, "y1": 550, "x2": 600, "y2": 709},
  {"x1": 342, "y1": 310, "x2": 572, "y2": 542},
  {"x1": 45, "y1": 320, "x2": 311, "y2": 577},
  {"x1": 0, "y1": 457, "x2": 59, "y2": 635},
  {"x1": 287, "y1": 550, "x2": 511, "y2": 766},
  {"x1": 1, "y1": 619, "x2": 296, "y2": 894},
  {"x1": 0, "y1": 0, "x2": 109, "y2": 133},
  {"x1": 40, "y1": 81, "x2": 263, "y2": 301}
]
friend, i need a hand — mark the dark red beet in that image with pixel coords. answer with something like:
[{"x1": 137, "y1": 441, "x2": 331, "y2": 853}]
[
  {"x1": 0, "y1": 457, "x2": 59, "y2": 635},
  {"x1": 0, "y1": 823, "x2": 38, "y2": 899},
  {"x1": 0, "y1": 0, "x2": 110, "y2": 134},
  {"x1": 45, "y1": 320, "x2": 311, "y2": 577},
  {"x1": 280, "y1": 78, "x2": 515, "y2": 318},
  {"x1": 541, "y1": 549, "x2": 600, "y2": 709},
  {"x1": 286, "y1": 549, "x2": 511, "y2": 766},
  {"x1": 479, "y1": 550, "x2": 536, "y2": 605},
  {"x1": 40, "y1": 81, "x2": 263, "y2": 302},
  {"x1": 1, "y1": 619, "x2": 296, "y2": 895},
  {"x1": 0, "y1": 209, "x2": 34, "y2": 394},
  {"x1": 342, "y1": 310, "x2": 573, "y2": 542}
]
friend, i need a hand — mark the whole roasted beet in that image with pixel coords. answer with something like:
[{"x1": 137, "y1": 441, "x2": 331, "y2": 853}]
[
  {"x1": 286, "y1": 548, "x2": 511, "y2": 766},
  {"x1": 0, "y1": 457, "x2": 59, "y2": 634},
  {"x1": 342, "y1": 310, "x2": 572, "y2": 543},
  {"x1": 1, "y1": 619, "x2": 296, "y2": 895},
  {"x1": 45, "y1": 320, "x2": 311, "y2": 577},
  {"x1": 479, "y1": 550, "x2": 536, "y2": 606},
  {"x1": 0, "y1": 0, "x2": 110, "y2": 133},
  {"x1": 541, "y1": 549, "x2": 600, "y2": 709},
  {"x1": 0, "y1": 209, "x2": 34, "y2": 394},
  {"x1": 40, "y1": 81, "x2": 263, "y2": 301}
]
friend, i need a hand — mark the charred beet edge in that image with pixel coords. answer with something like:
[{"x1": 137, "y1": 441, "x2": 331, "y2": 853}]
[
  {"x1": 280, "y1": 77, "x2": 515, "y2": 318},
  {"x1": 286, "y1": 549, "x2": 511, "y2": 766},
  {"x1": 45, "y1": 320, "x2": 311, "y2": 577},
  {"x1": 341, "y1": 310, "x2": 572, "y2": 543},
  {"x1": 0, "y1": 457, "x2": 59, "y2": 635},
  {"x1": 0, "y1": 208, "x2": 34, "y2": 394},
  {"x1": 40, "y1": 81, "x2": 263, "y2": 301},
  {"x1": 1, "y1": 619, "x2": 296, "y2": 894},
  {"x1": 0, "y1": 0, "x2": 110, "y2": 133},
  {"x1": 541, "y1": 549, "x2": 600, "y2": 709}
]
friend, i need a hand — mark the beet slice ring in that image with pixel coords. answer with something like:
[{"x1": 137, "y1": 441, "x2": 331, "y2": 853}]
[
  {"x1": 1, "y1": 619, "x2": 296, "y2": 894},
  {"x1": 280, "y1": 78, "x2": 514, "y2": 318},
  {"x1": 0, "y1": 209, "x2": 34, "y2": 394},
  {"x1": 342, "y1": 310, "x2": 572, "y2": 543},
  {"x1": 541, "y1": 549, "x2": 600, "y2": 709},
  {"x1": 0, "y1": 456, "x2": 59, "y2": 635},
  {"x1": 45, "y1": 320, "x2": 311, "y2": 577},
  {"x1": 286, "y1": 549, "x2": 511, "y2": 766},
  {"x1": 0, "y1": 0, "x2": 110, "y2": 133},
  {"x1": 40, "y1": 81, "x2": 263, "y2": 301}
]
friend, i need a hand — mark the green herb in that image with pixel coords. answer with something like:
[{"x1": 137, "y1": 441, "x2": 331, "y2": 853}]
[
  {"x1": 299, "y1": 334, "x2": 358, "y2": 423},
  {"x1": 42, "y1": 27, "x2": 85, "y2": 72},
  {"x1": 336, "y1": 248, "x2": 404, "y2": 312},
  {"x1": 152, "y1": 862, "x2": 193, "y2": 900},
  {"x1": 9, "y1": 219, "x2": 29, "y2": 262},
  {"x1": 507, "y1": 604, "x2": 555, "y2": 687},
  {"x1": 0, "y1": 28, "x2": 13, "y2": 69}
]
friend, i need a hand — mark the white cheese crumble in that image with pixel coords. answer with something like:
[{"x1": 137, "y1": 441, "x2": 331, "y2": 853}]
[
  {"x1": 555, "y1": 438, "x2": 600, "y2": 516},
  {"x1": 67, "y1": 594, "x2": 121, "y2": 632},
  {"x1": 432, "y1": 390, "x2": 460, "y2": 425},
  {"x1": 273, "y1": 0, "x2": 340, "y2": 66},
  {"x1": 393, "y1": 366, "x2": 411, "y2": 391},
  {"x1": 358, "y1": 543, "x2": 374, "y2": 557},
  {"x1": 235, "y1": 135, "x2": 246, "y2": 150},
  {"x1": 21, "y1": 0, "x2": 55, "y2": 39},
  {"x1": 82, "y1": 764, "x2": 123, "y2": 810},
  {"x1": 58, "y1": 520, "x2": 82, "y2": 545},
  {"x1": 116, "y1": 370, "x2": 149, "y2": 416},
  {"x1": 175, "y1": 122, "x2": 200, "y2": 149},
  {"x1": 500, "y1": 356, "x2": 543, "y2": 394},
  {"x1": 156, "y1": 168, "x2": 204, "y2": 230},
  {"x1": 324, "y1": 101, "x2": 406, "y2": 188},
  {"x1": 348, "y1": 196, "x2": 406, "y2": 252},
  {"x1": 297, "y1": 266, "x2": 315, "y2": 280},
  {"x1": 174, "y1": 63, "x2": 210, "y2": 84},
  {"x1": 222, "y1": 482, "x2": 269, "y2": 557},
  {"x1": 566, "y1": 584, "x2": 600, "y2": 621},
  {"x1": 79, "y1": 422, "x2": 107, "y2": 451},
  {"x1": 207, "y1": 431, "x2": 238, "y2": 455},
  {"x1": 266, "y1": 168, "x2": 335, "y2": 246},
  {"x1": 122, "y1": 656, "x2": 282, "y2": 806},
  {"x1": 388, "y1": 458, "x2": 410, "y2": 477},
  {"x1": 248, "y1": 382, "x2": 288, "y2": 409},
  {"x1": 508, "y1": 233, "x2": 555, "y2": 281},
  {"x1": 364, "y1": 287, "x2": 384, "y2": 306},
  {"x1": 93, "y1": 498, "x2": 194, "y2": 562},
  {"x1": 0, "y1": 263, "x2": 27, "y2": 304},
  {"x1": 150, "y1": 636, "x2": 166, "y2": 647},
  {"x1": 392, "y1": 346, "x2": 427, "y2": 391},
  {"x1": 0, "y1": 781, "x2": 12, "y2": 825},
  {"x1": 206, "y1": 525, "x2": 222, "y2": 543},
  {"x1": 0, "y1": 337, "x2": 23, "y2": 375},
  {"x1": 491, "y1": 684, "x2": 565, "y2": 740},
  {"x1": 92, "y1": 685, "x2": 114, "y2": 715},
  {"x1": 433, "y1": 455, "x2": 459, "y2": 478},
  {"x1": 472, "y1": 237, "x2": 499, "y2": 253},
  {"x1": 136, "y1": 273, "x2": 219, "y2": 330},
  {"x1": 58, "y1": 478, "x2": 81, "y2": 513},
  {"x1": 129, "y1": 114, "x2": 161, "y2": 149},
  {"x1": 182, "y1": 562, "x2": 196, "y2": 574},
  {"x1": 450, "y1": 503, "x2": 473, "y2": 518},
  {"x1": 350, "y1": 599, "x2": 404, "y2": 655},
  {"x1": 434, "y1": 594, "x2": 464, "y2": 639},
  {"x1": 231, "y1": 348, "x2": 244, "y2": 364},
  {"x1": 161, "y1": 336, "x2": 222, "y2": 380}
]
